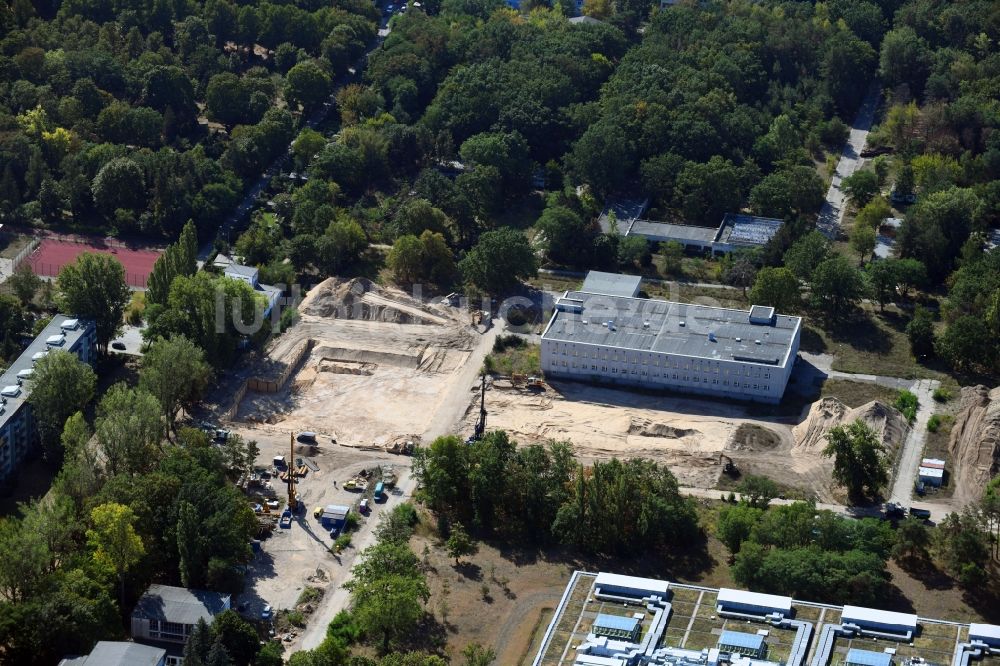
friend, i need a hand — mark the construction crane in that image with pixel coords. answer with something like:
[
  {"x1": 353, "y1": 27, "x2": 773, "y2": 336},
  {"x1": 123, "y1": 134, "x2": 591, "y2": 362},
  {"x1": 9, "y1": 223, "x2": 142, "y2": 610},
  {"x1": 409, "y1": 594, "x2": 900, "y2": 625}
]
[{"x1": 287, "y1": 432, "x2": 298, "y2": 512}]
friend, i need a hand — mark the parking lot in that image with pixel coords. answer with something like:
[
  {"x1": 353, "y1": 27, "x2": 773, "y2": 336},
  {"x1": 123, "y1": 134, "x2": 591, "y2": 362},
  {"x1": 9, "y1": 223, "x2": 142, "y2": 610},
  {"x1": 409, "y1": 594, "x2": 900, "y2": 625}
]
[{"x1": 231, "y1": 425, "x2": 414, "y2": 636}]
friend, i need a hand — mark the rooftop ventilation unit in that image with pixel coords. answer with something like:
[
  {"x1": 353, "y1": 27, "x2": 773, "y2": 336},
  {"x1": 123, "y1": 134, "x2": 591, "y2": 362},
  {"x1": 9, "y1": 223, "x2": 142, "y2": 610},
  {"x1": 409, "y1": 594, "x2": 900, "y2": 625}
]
[
  {"x1": 1, "y1": 386, "x2": 21, "y2": 398},
  {"x1": 735, "y1": 337, "x2": 742, "y2": 342},
  {"x1": 643, "y1": 321, "x2": 650, "y2": 328},
  {"x1": 16, "y1": 369, "x2": 33, "y2": 380},
  {"x1": 60, "y1": 318, "x2": 79, "y2": 331},
  {"x1": 679, "y1": 321, "x2": 685, "y2": 327},
  {"x1": 31, "y1": 351, "x2": 48, "y2": 363},
  {"x1": 46, "y1": 334, "x2": 66, "y2": 347},
  {"x1": 708, "y1": 332, "x2": 717, "y2": 342}
]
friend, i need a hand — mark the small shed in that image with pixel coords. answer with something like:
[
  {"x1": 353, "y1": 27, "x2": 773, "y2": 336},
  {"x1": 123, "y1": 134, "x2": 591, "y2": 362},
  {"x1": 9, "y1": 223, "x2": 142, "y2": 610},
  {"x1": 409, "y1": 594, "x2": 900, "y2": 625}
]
[
  {"x1": 919, "y1": 458, "x2": 945, "y2": 487},
  {"x1": 592, "y1": 614, "x2": 640, "y2": 642},
  {"x1": 718, "y1": 631, "x2": 768, "y2": 659},
  {"x1": 321, "y1": 504, "x2": 350, "y2": 529},
  {"x1": 845, "y1": 649, "x2": 892, "y2": 666}
]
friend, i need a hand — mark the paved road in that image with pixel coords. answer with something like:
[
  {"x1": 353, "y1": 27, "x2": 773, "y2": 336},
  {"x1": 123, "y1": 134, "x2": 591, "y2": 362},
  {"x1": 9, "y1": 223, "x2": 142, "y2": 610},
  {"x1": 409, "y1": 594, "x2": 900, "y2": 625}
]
[{"x1": 817, "y1": 85, "x2": 880, "y2": 239}]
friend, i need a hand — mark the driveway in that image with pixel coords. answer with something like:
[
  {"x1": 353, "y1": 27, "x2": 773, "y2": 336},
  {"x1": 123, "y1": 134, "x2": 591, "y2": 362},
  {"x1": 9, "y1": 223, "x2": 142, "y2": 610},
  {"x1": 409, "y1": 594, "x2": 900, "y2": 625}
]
[{"x1": 817, "y1": 85, "x2": 880, "y2": 239}]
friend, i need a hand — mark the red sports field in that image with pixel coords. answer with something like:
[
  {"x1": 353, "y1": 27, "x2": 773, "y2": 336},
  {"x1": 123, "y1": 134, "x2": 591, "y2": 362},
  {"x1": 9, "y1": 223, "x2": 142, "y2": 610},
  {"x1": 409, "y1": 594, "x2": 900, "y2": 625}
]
[{"x1": 27, "y1": 238, "x2": 163, "y2": 288}]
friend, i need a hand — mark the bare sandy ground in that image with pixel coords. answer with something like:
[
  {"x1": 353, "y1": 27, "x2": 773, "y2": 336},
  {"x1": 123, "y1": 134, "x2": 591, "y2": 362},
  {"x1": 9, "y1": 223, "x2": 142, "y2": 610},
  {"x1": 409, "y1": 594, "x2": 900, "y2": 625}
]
[
  {"x1": 459, "y1": 381, "x2": 904, "y2": 501},
  {"x1": 237, "y1": 278, "x2": 477, "y2": 447}
]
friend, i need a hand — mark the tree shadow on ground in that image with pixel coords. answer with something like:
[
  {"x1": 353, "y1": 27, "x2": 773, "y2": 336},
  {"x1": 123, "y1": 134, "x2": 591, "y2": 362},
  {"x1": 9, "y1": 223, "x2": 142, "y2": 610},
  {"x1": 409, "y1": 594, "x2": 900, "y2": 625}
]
[
  {"x1": 798, "y1": 325, "x2": 828, "y2": 354},
  {"x1": 964, "y1": 587, "x2": 1000, "y2": 622},
  {"x1": 826, "y1": 312, "x2": 892, "y2": 354},
  {"x1": 879, "y1": 584, "x2": 917, "y2": 613},
  {"x1": 491, "y1": 531, "x2": 715, "y2": 584},
  {"x1": 453, "y1": 561, "x2": 482, "y2": 581},
  {"x1": 897, "y1": 558, "x2": 955, "y2": 591},
  {"x1": 390, "y1": 612, "x2": 449, "y2": 654}
]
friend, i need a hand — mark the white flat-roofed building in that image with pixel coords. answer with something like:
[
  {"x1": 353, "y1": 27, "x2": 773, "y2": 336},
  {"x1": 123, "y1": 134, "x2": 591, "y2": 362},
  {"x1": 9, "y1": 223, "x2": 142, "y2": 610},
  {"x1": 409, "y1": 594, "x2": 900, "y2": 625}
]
[
  {"x1": 716, "y1": 588, "x2": 793, "y2": 616},
  {"x1": 594, "y1": 572, "x2": 670, "y2": 599},
  {"x1": 582, "y1": 271, "x2": 642, "y2": 298},
  {"x1": 969, "y1": 624, "x2": 1000, "y2": 647},
  {"x1": 540, "y1": 288, "x2": 801, "y2": 404},
  {"x1": 0, "y1": 315, "x2": 96, "y2": 485},
  {"x1": 841, "y1": 605, "x2": 918, "y2": 635}
]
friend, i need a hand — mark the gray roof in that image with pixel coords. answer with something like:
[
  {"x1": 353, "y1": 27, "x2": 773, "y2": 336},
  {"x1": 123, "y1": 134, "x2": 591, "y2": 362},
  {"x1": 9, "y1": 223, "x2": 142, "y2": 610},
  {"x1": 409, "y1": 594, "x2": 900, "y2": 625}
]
[
  {"x1": 629, "y1": 219, "x2": 716, "y2": 243},
  {"x1": 62, "y1": 642, "x2": 165, "y2": 666},
  {"x1": 542, "y1": 291, "x2": 800, "y2": 367},
  {"x1": 569, "y1": 15, "x2": 604, "y2": 24},
  {"x1": 132, "y1": 585, "x2": 230, "y2": 625},
  {"x1": 597, "y1": 198, "x2": 649, "y2": 234},
  {"x1": 0, "y1": 315, "x2": 92, "y2": 433},
  {"x1": 714, "y1": 214, "x2": 782, "y2": 247},
  {"x1": 581, "y1": 271, "x2": 642, "y2": 298},
  {"x1": 225, "y1": 263, "x2": 258, "y2": 278}
]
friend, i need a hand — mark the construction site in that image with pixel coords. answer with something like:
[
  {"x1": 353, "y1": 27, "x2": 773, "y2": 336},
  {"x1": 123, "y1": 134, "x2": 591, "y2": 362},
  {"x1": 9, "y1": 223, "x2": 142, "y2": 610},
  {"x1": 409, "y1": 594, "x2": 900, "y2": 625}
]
[
  {"x1": 234, "y1": 277, "x2": 481, "y2": 450},
  {"x1": 460, "y1": 378, "x2": 910, "y2": 501}
]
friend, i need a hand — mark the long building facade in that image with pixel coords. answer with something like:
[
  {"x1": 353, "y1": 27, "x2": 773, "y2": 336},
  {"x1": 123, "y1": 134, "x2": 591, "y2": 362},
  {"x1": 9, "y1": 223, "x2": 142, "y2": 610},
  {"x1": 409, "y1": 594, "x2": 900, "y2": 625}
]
[
  {"x1": 540, "y1": 282, "x2": 801, "y2": 404},
  {"x1": 0, "y1": 315, "x2": 96, "y2": 485}
]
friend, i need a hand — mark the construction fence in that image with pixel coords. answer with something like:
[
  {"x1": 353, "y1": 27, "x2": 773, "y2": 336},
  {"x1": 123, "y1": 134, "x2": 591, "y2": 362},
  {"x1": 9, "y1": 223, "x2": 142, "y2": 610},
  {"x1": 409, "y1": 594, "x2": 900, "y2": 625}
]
[{"x1": 222, "y1": 338, "x2": 316, "y2": 421}]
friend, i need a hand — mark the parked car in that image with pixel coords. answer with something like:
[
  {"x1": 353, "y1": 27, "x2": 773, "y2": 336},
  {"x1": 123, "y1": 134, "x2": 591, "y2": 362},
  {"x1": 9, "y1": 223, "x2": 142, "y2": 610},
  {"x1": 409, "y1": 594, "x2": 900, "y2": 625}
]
[
  {"x1": 261, "y1": 605, "x2": 273, "y2": 620},
  {"x1": 296, "y1": 431, "x2": 317, "y2": 444},
  {"x1": 111, "y1": 341, "x2": 126, "y2": 350},
  {"x1": 359, "y1": 498, "x2": 369, "y2": 513}
]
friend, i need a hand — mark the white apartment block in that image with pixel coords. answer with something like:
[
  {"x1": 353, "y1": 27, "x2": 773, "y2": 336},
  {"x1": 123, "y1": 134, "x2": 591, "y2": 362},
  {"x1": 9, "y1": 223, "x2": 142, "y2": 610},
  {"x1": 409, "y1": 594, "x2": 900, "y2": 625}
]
[{"x1": 540, "y1": 281, "x2": 801, "y2": 404}]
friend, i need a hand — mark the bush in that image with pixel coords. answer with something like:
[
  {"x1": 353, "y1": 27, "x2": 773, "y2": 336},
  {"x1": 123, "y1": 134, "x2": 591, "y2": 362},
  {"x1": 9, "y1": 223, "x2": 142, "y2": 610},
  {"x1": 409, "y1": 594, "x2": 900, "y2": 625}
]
[
  {"x1": 278, "y1": 305, "x2": 299, "y2": 333},
  {"x1": 327, "y1": 610, "x2": 361, "y2": 645},
  {"x1": 333, "y1": 533, "x2": 352, "y2": 552},
  {"x1": 344, "y1": 512, "x2": 360, "y2": 532},
  {"x1": 893, "y1": 390, "x2": 919, "y2": 423},
  {"x1": 125, "y1": 292, "x2": 145, "y2": 325},
  {"x1": 297, "y1": 586, "x2": 322, "y2": 605},
  {"x1": 285, "y1": 610, "x2": 306, "y2": 627},
  {"x1": 932, "y1": 387, "x2": 952, "y2": 403},
  {"x1": 927, "y1": 414, "x2": 941, "y2": 432},
  {"x1": 493, "y1": 333, "x2": 527, "y2": 353}
]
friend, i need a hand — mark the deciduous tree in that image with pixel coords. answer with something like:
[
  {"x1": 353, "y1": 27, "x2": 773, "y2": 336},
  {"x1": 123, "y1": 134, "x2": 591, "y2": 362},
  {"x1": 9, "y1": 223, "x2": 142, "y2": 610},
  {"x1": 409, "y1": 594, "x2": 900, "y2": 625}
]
[
  {"x1": 57, "y1": 253, "x2": 131, "y2": 353},
  {"x1": 28, "y1": 350, "x2": 97, "y2": 460},
  {"x1": 823, "y1": 419, "x2": 889, "y2": 501}
]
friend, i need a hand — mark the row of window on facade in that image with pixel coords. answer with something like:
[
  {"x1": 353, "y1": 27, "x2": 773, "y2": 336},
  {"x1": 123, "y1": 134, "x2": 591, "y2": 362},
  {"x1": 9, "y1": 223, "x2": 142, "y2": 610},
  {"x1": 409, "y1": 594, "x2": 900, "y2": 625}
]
[
  {"x1": 549, "y1": 345, "x2": 770, "y2": 378},
  {"x1": 548, "y1": 360, "x2": 770, "y2": 392}
]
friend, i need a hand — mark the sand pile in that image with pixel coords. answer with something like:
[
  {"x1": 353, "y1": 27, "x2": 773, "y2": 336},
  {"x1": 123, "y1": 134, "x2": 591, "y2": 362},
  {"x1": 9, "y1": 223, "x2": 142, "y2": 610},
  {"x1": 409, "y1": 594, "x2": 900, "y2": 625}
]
[
  {"x1": 300, "y1": 277, "x2": 445, "y2": 324},
  {"x1": 793, "y1": 397, "x2": 908, "y2": 453},
  {"x1": 948, "y1": 385, "x2": 1000, "y2": 505}
]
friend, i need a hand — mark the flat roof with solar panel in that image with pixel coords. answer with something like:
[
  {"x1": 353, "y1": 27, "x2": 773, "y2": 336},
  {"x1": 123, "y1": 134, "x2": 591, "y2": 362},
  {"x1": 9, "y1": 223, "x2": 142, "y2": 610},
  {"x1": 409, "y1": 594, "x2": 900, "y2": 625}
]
[
  {"x1": 846, "y1": 649, "x2": 893, "y2": 666},
  {"x1": 718, "y1": 630, "x2": 767, "y2": 655},
  {"x1": 714, "y1": 214, "x2": 783, "y2": 247},
  {"x1": 533, "y1": 571, "x2": 988, "y2": 666}
]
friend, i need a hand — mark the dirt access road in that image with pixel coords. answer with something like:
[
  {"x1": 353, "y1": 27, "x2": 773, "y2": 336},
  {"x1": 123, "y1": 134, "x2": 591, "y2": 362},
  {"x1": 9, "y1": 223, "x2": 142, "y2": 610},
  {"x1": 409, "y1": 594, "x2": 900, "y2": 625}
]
[{"x1": 295, "y1": 317, "x2": 501, "y2": 651}]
